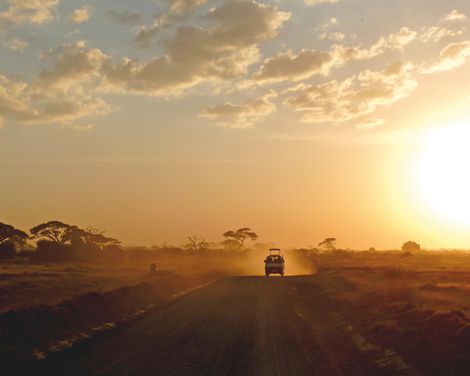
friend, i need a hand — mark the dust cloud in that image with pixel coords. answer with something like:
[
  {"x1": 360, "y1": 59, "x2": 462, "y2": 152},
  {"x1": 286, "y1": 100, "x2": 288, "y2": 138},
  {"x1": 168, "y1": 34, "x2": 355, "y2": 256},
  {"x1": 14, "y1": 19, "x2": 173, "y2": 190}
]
[{"x1": 231, "y1": 249, "x2": 316, "y2": 276}]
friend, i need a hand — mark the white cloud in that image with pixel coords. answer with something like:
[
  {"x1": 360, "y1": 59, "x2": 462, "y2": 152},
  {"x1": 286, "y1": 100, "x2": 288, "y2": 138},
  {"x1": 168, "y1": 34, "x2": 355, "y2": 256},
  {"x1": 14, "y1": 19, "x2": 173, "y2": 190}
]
[
  {"x1": 252, "y1": 49, "x2": 334, "y2": 84},
  {"x1": 66, "y1": 29, "x2": 82, "y2": 38},
  {"x1": 200, "y1": 91, "x2": 277, "y2": 128},
  {"x1": 386, "y1": 27, "x2": 417, "y2": 49},
  {"x1": 356, "y1": 118, "x2": 385, "y2": 130},
  {"x1": 169, "y1": 0, "x2": 207, "y2": 16},
  {"x1": 250, "y1": 27, "x2": 416, "y2": 85},
  {"x1": 422, "y1": 41, "x2": 470, "y2": 73},
  {"x1": 35, "y1": 41, "x2": 108, "y2": 92},
  {"x1": 305, "y1": 0, "x2": 339, "y2": 6},
  {"x1": 105, "y1": 1, "x2": 290, "y2": 95},
  {"x1": 3, "y1": 36, "x2": 28, "y2": 52},
  {"x1": 319, "y1": 31, "x2": 346, "y2": 42},
  {"x1": 70, "y1": 5, "x2": 93, "y2": 24},
  {"x1": 0, "y1": 0, "x2": 59, "y2": 26},
  {"x1": 0, "y1": 1, "x2": 290, "y2": 128},
  {"x1": 0, "y1": 42, "x2": 111, "y2": 128},
  {"x1": 441, "y1": 10, "x2": 467, "y2": 23},
  {"x1": 419, "y1": 26, "x2": 464, "y2": 43},
  {"x1": 0, "y1": 75, "x2": 30, "y2": 115},
  {"x1": 319, "y1": 17, "x2": 337, "y2": 29},
  {"x1": 134, "y1": 0, "x2": 208, "y2": 47},
  {"x1": 15, "y1": 95, "x2": 111, "y2": 126},
  {"x1": 284, "y1": 61, "x2": 417, "y2": 124}
]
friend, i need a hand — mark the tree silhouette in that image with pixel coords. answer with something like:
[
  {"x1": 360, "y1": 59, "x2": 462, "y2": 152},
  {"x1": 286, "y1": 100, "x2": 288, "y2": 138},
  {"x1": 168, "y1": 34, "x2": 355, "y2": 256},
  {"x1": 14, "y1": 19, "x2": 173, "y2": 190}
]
[
  {"x1": 0, "y1": 222, "x2": 28, "y2": 246},
  {"x1": 318, "y1": 237, "x2": 337, "y2": 251},
  {"x1": 401, "y1": 241, "x2": 420, "y2": 252},
  {"x1": 79, "y1": 227, "x2": 120, "y2": 249},
  {"x1": 30, "y1": 221, "x2": 119, "y2": 249},
  {"x1": 222, "y1": 228, "x2": 258, "y2": 250},
  {"x1": 30, "y1": 221, "x2": 78, "y2": 244},
  {"x1": 184, "y1": 236, "x2": 209, "y2": 251}
]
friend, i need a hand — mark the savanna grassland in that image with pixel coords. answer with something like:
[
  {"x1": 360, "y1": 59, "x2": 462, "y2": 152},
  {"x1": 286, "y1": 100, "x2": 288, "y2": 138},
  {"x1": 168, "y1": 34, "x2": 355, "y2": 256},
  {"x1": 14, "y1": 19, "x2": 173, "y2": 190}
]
[{"x1": 1, "y1": 249, "x2": 470, "y2": 375}]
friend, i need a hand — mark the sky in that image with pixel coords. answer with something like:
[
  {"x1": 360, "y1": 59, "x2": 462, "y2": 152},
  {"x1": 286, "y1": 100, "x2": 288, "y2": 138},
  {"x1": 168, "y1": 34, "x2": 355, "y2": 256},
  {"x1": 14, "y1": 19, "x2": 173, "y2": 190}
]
[{"x1": 2, "y1": 0, "x2": 470, "y2": 249}]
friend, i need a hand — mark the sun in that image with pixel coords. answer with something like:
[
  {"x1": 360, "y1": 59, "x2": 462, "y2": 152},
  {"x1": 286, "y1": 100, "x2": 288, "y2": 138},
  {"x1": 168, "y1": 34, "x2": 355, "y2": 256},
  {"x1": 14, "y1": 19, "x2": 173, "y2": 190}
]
[{"x1": 417, "y1": 122, "x2": 470, "y2": 227}]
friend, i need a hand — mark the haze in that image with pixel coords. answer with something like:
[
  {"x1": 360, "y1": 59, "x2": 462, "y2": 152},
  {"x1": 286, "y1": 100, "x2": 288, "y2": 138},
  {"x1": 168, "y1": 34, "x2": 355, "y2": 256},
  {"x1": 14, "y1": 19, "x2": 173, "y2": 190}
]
[{"x1": 2, "y1": 0, "x2": 470, "y2": 249}]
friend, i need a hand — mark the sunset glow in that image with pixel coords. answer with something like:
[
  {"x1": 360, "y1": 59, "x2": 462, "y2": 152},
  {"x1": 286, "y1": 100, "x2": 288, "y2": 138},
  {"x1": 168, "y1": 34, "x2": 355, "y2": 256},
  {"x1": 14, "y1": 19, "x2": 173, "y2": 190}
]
[
  {"x1": 417, "y1": 123, "x2": 470, "y2": 227},
  {"x1": 4, "y1": 2, "x2": 470, "y2": 373},
  {"x1": 1, "y1": 0, "x2": 470, "y2": 249}
]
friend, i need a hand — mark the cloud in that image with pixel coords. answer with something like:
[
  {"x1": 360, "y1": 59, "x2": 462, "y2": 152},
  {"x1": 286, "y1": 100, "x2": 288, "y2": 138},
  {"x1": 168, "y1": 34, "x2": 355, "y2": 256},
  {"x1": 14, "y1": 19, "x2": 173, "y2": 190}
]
[
  {"x1": 326, "y1": 32, "x2": 346, "y2": 42},
  {"x1": 69, "y1": 5, "x2": 93, "y2": 24},
  {"x1": 104, "y1": 1, "x2": 290, "y2": 95},
  {"x1": 134, "y1": 0, "x2": 208, "y2": 47},
  {"x1": 134, "y1": 21, "x2": 166, "y2": 47},
  {"x1": 169, "y1": 0, "x2": 208, "y2": 16},
  {"x1": 0, "y1": 1, "x2": 290, "y2": 127},
  {"x1": 252, "y1": 49, "x2": 334, "y2": 84},
  {"x1": 200, "y1": 90, "x2": 277, "y2": 128},
  {"x1": 305, "y1": 0, "x2": 339, "y2": 6},
  {"x1": 66, "y1": 29, "x2": 82, "y2": 38},
  {"x1": 356, "y1": 118, "x2": 385, "y2": 130},
  {"x1": 35, "y1": 40, "x2": 109, "y2": 92},
  {"x1": 3, "y1": 36, "x2": 28, "y2": 52},
  {"x1": 251, "y1": 27, "x2": 416, "y2": 85},
  {"x1": 362, "y1": 27, "x2": 416, "y2": 57},
  {"x1": 284, "y1": 61, "x2": 417, "y2": 123},
  {"x1": 0, "y1": 0, "x2": 59, "y2": 26},
  {"x1": 441, "y1": 10, "x2": 467, "y2": 23},
  {"x1": 0, "y1": 42, "x2": 112, "y2": 128},
  {"x1": 419, "y1": 26, "x2": 464, "y2": 43},
  {"x1": 106, "y1": 9, "x2": 142, "y2": 26},
  {"x1": 0, "y1": 75, "x2": 30, "y2": 115},
  {"x1": 14, "y1": 95, "x2": 111, "y2": 126},
  {"x1": 386, "y1": 27, "x2": 417, "y2": 49},
  {"x1": 318, "y1": 17, "x2": 338, "y2": 30},
  {"x1": 422, "y1": 41, "x2": 470, "y2": 73}
]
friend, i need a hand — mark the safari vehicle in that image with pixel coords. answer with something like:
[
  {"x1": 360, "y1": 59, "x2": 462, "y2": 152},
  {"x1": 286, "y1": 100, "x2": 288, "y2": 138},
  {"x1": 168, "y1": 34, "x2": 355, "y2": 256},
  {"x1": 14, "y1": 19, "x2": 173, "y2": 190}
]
[{"x1": 264, "y1": 248, "x2": 285, "y2": 276}]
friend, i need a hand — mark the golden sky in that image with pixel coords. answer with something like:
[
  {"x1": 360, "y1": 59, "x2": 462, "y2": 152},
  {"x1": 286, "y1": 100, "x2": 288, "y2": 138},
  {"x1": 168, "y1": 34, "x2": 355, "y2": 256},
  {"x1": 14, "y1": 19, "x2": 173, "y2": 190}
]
[{"x1": 2, "y1": 0, "x2": 470, "y2": 249}]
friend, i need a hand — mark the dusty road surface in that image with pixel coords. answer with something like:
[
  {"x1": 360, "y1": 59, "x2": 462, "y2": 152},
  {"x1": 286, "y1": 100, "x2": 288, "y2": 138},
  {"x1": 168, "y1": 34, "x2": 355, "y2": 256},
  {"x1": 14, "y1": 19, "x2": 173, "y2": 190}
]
[{"x1": 40, "y1": 276, "x2": 417, "y2": 376}]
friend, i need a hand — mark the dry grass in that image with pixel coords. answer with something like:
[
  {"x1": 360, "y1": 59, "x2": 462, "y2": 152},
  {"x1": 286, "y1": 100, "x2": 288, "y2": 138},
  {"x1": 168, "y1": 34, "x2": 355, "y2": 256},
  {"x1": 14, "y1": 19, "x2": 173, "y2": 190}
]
[
  {"x1": 312, "y1": 251, "x2": 470, "y2": 313},
  {"x1": 0, "y1": 249, "x2": 300, "y2": 313},
  {"x1": 0, "y1": 261, "x2": 153, "y2": 313}
]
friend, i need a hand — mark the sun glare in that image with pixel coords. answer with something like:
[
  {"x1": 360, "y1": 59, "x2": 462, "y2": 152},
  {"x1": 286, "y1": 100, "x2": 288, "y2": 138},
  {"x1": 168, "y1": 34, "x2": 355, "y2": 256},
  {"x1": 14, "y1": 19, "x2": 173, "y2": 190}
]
[{"x1": 417, "y1": 122, "x2": 470, "y2": 227}]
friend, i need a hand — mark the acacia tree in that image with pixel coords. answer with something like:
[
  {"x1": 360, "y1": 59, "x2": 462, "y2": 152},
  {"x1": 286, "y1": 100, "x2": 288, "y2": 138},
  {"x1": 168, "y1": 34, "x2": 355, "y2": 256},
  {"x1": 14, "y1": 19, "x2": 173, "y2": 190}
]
[
  {"x1": 318, "y1": 237, "x2": 337, "y2": 251},
  {"x1": 30, "y1": 221, "x2": 78, "y2": 244},
  {"x1": 30, "y1": 221, "x2": 119, "y2": 249},
  {"x1": 184, "y1": 236, "x2": 210, "y2": 252},
  {"x1": 0, "y1": 222, "x2": 28, "y2": 246},
  {"x1": 79, "y1": 227, "x2": 120, "y2": 249},
  {"x1": 401, "y1": 241, "x2": 420, "y2": 252},
  {"x1": 222, "y1": 228, "x2": 258, "y2": 250}
]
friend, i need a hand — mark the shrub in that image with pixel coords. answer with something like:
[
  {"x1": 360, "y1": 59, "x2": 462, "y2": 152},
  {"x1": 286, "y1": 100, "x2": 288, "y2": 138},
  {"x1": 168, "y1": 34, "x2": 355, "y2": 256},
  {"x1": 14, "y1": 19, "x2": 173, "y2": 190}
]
[
  {"x1": 36, "y1": 240, "x2": 70, "y2": 261},
  {"x1": 401, "y1": 241, "x2": 421, "y2": 252},
  {"x1": 0, "y1": 242, "x2": 16, "y2": 260}
]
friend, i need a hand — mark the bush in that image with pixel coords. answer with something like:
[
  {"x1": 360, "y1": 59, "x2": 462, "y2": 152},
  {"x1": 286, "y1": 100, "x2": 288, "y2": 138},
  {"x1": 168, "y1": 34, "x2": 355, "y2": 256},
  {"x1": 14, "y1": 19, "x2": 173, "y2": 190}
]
[
  {"x1": 401, "y1": 241, "x2": 421, "y2": 252},
  {"x1": 36, "y1": 240, "x2": 70, "y2": 261},
  {"x1": 0, "y1": 242, "x2": 17, "y2": 260}
]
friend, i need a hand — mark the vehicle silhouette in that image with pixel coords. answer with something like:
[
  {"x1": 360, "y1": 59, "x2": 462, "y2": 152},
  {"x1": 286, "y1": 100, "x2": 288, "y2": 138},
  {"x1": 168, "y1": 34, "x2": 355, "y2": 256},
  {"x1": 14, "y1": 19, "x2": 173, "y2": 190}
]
[{"x1": 264, "y1": 248, "x2": 285, "y2": 276}]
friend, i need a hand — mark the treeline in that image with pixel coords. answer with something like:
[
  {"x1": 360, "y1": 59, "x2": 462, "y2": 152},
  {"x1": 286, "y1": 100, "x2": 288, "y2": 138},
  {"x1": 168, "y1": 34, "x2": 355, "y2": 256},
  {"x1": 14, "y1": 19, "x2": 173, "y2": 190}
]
[
  {"x1": 0, "y1": 221, "x2": 122, "y2": 262},
  {"x1": 0, "y1": 221, "x2": 262, "y2": 262}
]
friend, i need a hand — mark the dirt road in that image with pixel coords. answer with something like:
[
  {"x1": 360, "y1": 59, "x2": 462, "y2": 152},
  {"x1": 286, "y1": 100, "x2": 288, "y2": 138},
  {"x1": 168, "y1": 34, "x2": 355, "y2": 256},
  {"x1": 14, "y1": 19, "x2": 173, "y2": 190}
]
[{"x1": 41, "y1": 276, "x2": 417, "y2": 376}]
